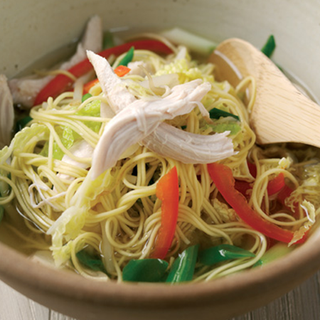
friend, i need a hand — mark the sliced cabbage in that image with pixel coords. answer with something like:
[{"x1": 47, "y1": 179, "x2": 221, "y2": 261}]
[
  {"x1": 0, "y1": 123, "x2": 49, "y2": 165},
  {"x1": 155, "y1": 58, "x2": 214, "y2": 84},
  {"x1": 290, "y1": 200, "x2": 317, "y2": 245},
  {"x1": 47, "y1": 168, "x2": 120, "y2": 265}
]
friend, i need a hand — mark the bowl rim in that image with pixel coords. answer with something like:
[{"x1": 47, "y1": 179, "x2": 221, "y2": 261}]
[{"x1": 1, "y1": 228, "x2": 320, "y2": 310}]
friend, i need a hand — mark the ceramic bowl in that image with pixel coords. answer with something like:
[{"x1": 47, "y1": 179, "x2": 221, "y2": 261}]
[{"x1": 1, "y1": 1, "x2": 320, "y2": 319}]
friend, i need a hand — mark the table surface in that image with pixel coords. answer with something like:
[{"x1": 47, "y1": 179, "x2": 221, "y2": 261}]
[{"x1": 1, "y1": 269, "x2": 320, "y2": 320}]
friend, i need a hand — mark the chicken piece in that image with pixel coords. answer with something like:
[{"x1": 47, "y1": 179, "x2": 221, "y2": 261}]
[
  {"x1": 91, "y1": 79, "x2": 211, "y2": 178},
  {"x1": 9, "y1": 15, "x2": 103, "y2": 107},
  {"x1": 87, "y1": 51, "x2": 235, "y2": 179},
  {"x1": 142, "y1": 122, "x2": 234, "y2": 163},
  {"x1": 0, "y1": 75, "x2": 14, "y2": 148},
  {"x1": 60, "y1": 15, "x2": 103, "y2": 71},
  {"x1": 87, "y1": 50, "x2": 135, "y2": 113}
]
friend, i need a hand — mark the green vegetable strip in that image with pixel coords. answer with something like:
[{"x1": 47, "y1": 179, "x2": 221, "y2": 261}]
[
  {"x1": 16, "y1": 116, "x2": 33, "y2": 132},
  {"x1": 207, "y1": 123, "x2": 241, "y2": 136},
  {"x1": 209, "y1": 108, "x2": 240, "y2": 121},
  {"x1": 0, "y1": 205, "x2": 3, "y2": 224},
  {"x1": 198, "y1": 244, "x2": 255, "y2": 266},
  {"x1": 82, "y1": 93, "x2": 92, "y2": 102},
  {"x1": 261, "y1": 35, "x2": 276, "y2": 58},
  {"x1": 102, "y1": 31, "x2": 114, "y2": 49},
  {"x1": 122, "y1": 259, "x2": 169, "y2": 282},
  {"x1": 118, "y1": 46, "x2": 134, "y2": 67},
  {"x1": 254, "y1": 242, "x2": 296, "y2": 267},
  {"x1": 76, "y1": 249, "x2": 107, "y2": 273},
  {"x1": 166, "y1": 244, "x2": 199, "y2": 283}
]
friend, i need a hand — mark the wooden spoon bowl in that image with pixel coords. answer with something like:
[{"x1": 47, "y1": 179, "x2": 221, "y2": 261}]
[{"x1": 209, "y1": 38, "x2": 320, "y2": 147}]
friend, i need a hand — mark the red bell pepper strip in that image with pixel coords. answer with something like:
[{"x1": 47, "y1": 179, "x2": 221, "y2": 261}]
[
  {"x1": 234, "y1": 180, "x2": 252, "y2": 198},
  {"x1": 151, "y1": 166, "x2": 179, "y2": 259},
  {"x1": 267, "y1": 172, "x2": 285, "y2": 196},
  {"x1": 277, "y1": 184, "x2": 294, "y2": 206},
  {"x1": 234, "y1": 173, "x2": 285, "y2": 198},
  {"x1": 82, "y1": 66, "x2": 131, "y2": 94},
  {"x1": 33, "y1": 40, "x2": 173, "y2": 106},
  {"x1": 247, "y1": 161, "x2": 257, "y2": 178},
  {"x1": 83, "y1": 78, "x2": 99, "y2": 95},
  {"x1": 207, "y1": 162, "x2": 305, "y2": 244},
  {"x1": 277, "y1": 184, "x2": 300, "y2": 217}
]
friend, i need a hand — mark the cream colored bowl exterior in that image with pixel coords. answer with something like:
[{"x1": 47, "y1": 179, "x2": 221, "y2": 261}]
[{"x1": 1, "y1": 0, "x2": 320, "y2": 319}]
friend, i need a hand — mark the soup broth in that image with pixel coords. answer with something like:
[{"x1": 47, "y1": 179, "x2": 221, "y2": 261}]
[{"x1": 1, "y1": 25, "x2": 319, "y2": 283}]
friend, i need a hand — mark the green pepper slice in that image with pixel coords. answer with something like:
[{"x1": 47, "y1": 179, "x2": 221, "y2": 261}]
[
  {"x1": 261, "y1": 35, "x2": 276, "y2": 58},
  {"x1": 76, "y1": 249, "x2": 107, "y2": 273},
  {"x1": 16, "y1": 116, "x2": 33, "y2": 132},
  {"x1": 209, "y1": 108, "x2": 240, "y2": 121},
  {"x1": 254, "y1": 242, "x2": 296, "y2": 267},
  {"x1": 166, "y1": 244, "x2": 199, "y2": 283},
  {"x1": 0, "y1": 205, "x2": 4, "y2": 224},
  {"x1": 123, "y1": 259, "x2": 168, "y2": 282},
  {"x1": 118, "y1": 46, "x2": 134, "y2": 67},
  {"x1": 103, "y1": 31, "x2": 114, "y2": 49},
  {"x1": 81, "y1": 93, "x2": 92, "y2": 102},
  {"x1": 198, "y1": 244, "x2": 255, "y2": 266}
]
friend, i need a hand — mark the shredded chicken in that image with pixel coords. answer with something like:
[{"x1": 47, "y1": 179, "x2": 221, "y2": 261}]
[
  {"x1": 0, "y1": 75, "x2": 14, "y2": 148},
  {"x1": 91, "y1": 79, "x2": 211, "y2": 177},
  {"x1": 9, "y1": 15, "x2": 103, "y2": 107},
  {"x1": 143, "y1": 123, "x2": 234, "y2": 164},
  {"x1": 87, "y1": 51, "x2": 235, "y2": 179},
  {"x1": 87, "y1": 50, "x2": 135, "y2": 113}
]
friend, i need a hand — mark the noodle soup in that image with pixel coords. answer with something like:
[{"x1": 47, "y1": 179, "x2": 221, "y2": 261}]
[{"x1": 0, "y1": 18, "x2": 319, "y2": 283}]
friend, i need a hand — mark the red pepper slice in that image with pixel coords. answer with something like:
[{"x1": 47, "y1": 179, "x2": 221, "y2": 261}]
[
  {"x1": 33, "y1": 40, "x2": 173, "y2": 106},
  {"x1": 267, "y1": 172, "x2": 285, "y2": 196},
  {"x1": 277, "y1": 184, "x2": 294, "y2": 206},
  {"x1": 235, "y1": 171, "x2": 285, "y2": 197},
  {"x1": 277, "y1": 184, "x2": 300, "y2": 217},
  {"x1": 83, "y1": 78, "x2": 99, "y2": 95},
  {"x1": 113, "y1": 65, "x2": 131, "y2": 77},
  {"x1": 234, "y1": 180, "x2": 252, "y2": 197},
  {"x1": 151, "y1": 166, "x2": 179, "y2": 259},
  {"x1": 247, "y1": 161, "x2": 257, "y2": 178},
  {"x1": 207, "y1": 162, "x2": 305, "y2": 244}
]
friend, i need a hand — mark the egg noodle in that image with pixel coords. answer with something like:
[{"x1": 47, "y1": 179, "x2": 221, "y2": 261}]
[{"x1": 0, "y1": 34, "x2": 319, "y2": 283}]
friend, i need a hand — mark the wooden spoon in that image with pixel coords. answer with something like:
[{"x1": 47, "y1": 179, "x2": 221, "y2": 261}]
[{"x1": 208, "y1": 38, "x2": 320, "y2": 147}]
